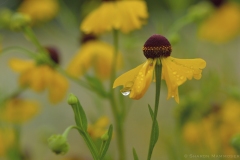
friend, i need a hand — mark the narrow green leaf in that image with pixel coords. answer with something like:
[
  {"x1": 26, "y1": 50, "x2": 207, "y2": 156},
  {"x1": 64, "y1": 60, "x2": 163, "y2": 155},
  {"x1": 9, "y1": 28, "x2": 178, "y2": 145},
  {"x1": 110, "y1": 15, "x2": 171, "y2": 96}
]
[
  {"x1": 99, "y1": 124, "x2": 113, "y2": 159},
  {"x1": 76, "y1": 99, "x2": 88, "y2": 131},
  {"x1": 147, "y1": 104, "x2": 159, "y2": 151},
  {"x1": 133, "y1": 148, "x2": 139, "y2": 160}
]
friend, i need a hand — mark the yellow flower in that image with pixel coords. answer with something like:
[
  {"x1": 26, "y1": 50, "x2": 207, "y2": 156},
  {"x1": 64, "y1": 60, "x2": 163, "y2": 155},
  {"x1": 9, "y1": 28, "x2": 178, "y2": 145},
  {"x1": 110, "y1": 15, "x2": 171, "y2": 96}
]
[
  {"x1": 9, "y1": 57, "x2": 68, "y2": 104},
  {"x1": 198, "y1": 2, "x2": 240, "y2": 43},
  {"x1": 1, "y1": 98, "x2": 40, "y2": 123},
  {"x1": 113, "y1": 35, "x2": 206, "y2": 103},
  {"x1": 18, "y1": 0, "x2": 59, "y2": 24},
  {"x1": 88, "y1": 116, "x2": 109, "y2": 139},
  {"x1": 80, "y1": 0, "x2": 148, "y2": 35},
  {"x1": 67, "y1": 36, "x2": 122, "y2": 80},
  {"x1": 0, "y1": 127, "x2": 15, "y2": 157}
]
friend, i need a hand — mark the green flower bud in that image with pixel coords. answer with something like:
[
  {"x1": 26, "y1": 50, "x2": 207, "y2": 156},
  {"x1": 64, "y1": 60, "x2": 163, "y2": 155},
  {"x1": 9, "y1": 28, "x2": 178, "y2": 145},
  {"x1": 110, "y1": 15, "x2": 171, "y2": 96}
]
[
  {"x1": 0, "y1": 8, "x2": 13, "y2": 29},
  {"x1": 9, "y1": 13, "x2": 31, "y2": 31},
  {"x1": 101, "y1": 132, "x2": 109, "y2": 141},
  {"x1": 67, "y1": 94, "x2": 78, "y2": 105},
  {"x1": 48, "y1": 135, "x2": 69, "y2": 155},
  {"x1": 231, "y1": 134, "x2": 240, "y2": 153}
]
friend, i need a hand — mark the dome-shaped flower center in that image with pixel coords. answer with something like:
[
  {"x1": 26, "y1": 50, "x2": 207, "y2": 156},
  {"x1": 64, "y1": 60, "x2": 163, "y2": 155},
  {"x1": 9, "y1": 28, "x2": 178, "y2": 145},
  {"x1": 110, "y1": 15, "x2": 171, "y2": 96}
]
[
  {"x1": 45, "y1": 46, "x2": 60, "y2": 64},
  {"x1": 143, "y1": 34, "x2": 172, "y2": 59},
  {"x1": 81, "y1": 33, "x2": 98, "y2": 44}
]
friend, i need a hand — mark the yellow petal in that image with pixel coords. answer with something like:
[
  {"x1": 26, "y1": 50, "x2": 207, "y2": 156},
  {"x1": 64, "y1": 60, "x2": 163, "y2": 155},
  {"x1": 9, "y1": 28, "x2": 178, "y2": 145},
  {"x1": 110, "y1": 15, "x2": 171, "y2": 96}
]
[
  {"x1": 161, "y1": 57, "x2": 206, "y2": 103},
  {"x1": 129, "y1": 59, "x2": 156, "y2": 99},
  {"x1": 1, "y1": 98, "x2": 40, "y2": 123},
  {"x1": 113, "y1": 63, "x2": 144, "y2": 88},
  {"x1": 48, "y1": 71, "x2": 69, "y2": 104},
  {"x1": 9, "y1": 58, "x2": 34, "y2": 73},
  {"x1": 198, "y1": 2, "x2": 240, "y2": 43}
]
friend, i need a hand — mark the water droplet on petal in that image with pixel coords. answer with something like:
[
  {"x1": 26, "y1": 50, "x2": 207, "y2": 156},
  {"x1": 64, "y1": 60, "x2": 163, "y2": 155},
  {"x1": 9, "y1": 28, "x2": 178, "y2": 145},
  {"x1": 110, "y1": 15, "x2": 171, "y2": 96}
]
[
  {"x1": 180, "y1": 76, "x2": 184, "y2": 80},
  {"x1": 121, "y1": 91, "x2": 131, "y2": 96},
  {"x1": 173, "y1": 71, "x2": 177, "y2": 75},
  {"x1": 172, "y1": 95, "x2": 174, "y2": 98}
]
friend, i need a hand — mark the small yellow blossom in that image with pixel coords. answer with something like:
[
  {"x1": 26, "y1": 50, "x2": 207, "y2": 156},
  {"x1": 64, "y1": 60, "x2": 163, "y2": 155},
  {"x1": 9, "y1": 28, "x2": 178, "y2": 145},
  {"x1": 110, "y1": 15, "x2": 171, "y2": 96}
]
[
  {"x1": 198, "y1": 2, "x2": 240, "y2": 43},
  {"x1": 9, "y1": 58, "x2": 68, "y2": 104},
  {"x1": 81, "y1": 0, "x2": 148, "y2": 35},
  {"x1": 18, "y1": 0, "x2": 59, "y2": 24},
  {"x1": 1, "y1": 98, "x2": 40, "y2": 123},
  {"x1": 67, "y1": 37, "x2": 122, "y2": 80},
  {"x1": 113, "y1": 34, "x2": 206, "y2": 103},
  {"x1": 0, "y1": 127, "x2": 15, "y2": 157},
  {"x1": 88, "y1": 116, "x2": 109, "y2": 139}
]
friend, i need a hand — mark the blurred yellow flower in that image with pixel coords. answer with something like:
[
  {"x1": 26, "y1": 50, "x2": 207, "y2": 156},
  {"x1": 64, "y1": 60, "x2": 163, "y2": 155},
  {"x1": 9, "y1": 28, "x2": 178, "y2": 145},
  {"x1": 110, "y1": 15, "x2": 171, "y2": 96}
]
[
  {"x1": 198, "y1": 2, "x2": 240, "y2": 43},
  {"x1": 9, "y1": 58, "x2": 68, "y2": 104},
  {"x1": 113, "y1": 35, "x2": 206, "y2": 103},
  {"x1": 67, "y1": 36, "x2": 122, "y2": 80},
  {"x1": 0, "y1": 127, "x2": 15, "y2": 157},
  {"x1": 18, "y1": 0, "x2": 59, "y2": 24},
  {"x1": 81, "y1": 0, "x2": 148, "y2": 35},
  {"x1": 1, "y1": 98, "x2": 40, "y2": 124},
  {"x1": 88, "y1": 116, "x2": 109, "y2": 139}
]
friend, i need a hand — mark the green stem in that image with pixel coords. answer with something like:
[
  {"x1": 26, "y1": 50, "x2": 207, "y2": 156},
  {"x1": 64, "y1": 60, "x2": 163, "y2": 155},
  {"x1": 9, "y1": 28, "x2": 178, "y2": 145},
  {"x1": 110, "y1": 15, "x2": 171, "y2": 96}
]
[
  {"x1": 7, "y1": 125, "x2": 22, "y2": 160},
  {"x1": 108, "y1": 29, "x2": 126, "y2": 160},
  {"x1": 0, "y1": 46, "x2": 36, "y2": 58},
  {"x1": 147, "y1": 59, "x2": 162, "y2": 160},
  {"x1": 22, "y1": 26, "x2": 46, "y2": 53}
]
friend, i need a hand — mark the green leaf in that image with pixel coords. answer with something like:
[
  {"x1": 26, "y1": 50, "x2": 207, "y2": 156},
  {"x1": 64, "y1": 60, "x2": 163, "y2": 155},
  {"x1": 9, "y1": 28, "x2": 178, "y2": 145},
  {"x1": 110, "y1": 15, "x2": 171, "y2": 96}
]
[
  {"x1": 99, "y1": 124, "x2": 113, "y2": 159},
  {"x1": 148, "y1": 104, "x2": 159, "y2": 151},
  {"x1": 68, "y1": 94, "x2": 88, "y2": 131},
  {"x1": 133, "y1": 148, "x2": 139, "y2": 160}
]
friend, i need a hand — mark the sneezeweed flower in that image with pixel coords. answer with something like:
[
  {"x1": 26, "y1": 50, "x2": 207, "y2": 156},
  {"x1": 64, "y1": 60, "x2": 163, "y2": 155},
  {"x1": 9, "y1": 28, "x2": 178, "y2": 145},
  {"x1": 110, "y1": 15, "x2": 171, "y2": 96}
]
[
  {"x1": 198, "y1": 0, "x2": 240, "y2": 43},
  {"x1": 113, "y1": 34, "x2": 206, "y2": 103},
  {"x1": 0, "y1": 98, "x2": 40, "y2": 124},
  {"x1": 18, "y1": 0, "x2": 59, "y2": 24},
  {"x1": 67, "y1": 34, "x2": 122, "y2": 80},
  {"x1": 9, "y1": 47, "x2": 68, "y2": 104},
  {"x1": 88, "y1": 116, "x2": 109, "y2": 139},
  {"x1": 0, "y1": 127, "x2": 15, "y2": 157},
  {"x1": 80, "y1": 0, "x2": 148, "y2": 35}
]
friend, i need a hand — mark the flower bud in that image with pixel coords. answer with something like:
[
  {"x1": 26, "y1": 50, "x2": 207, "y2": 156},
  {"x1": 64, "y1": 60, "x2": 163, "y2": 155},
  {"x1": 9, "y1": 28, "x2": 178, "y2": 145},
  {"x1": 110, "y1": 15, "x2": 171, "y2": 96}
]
[
  {"x1": 67, "y1": 94, "x2": 78, "y2": 105},
  {"x1": 101, "y1": 132, "x2": 109, "y2": 141},
  {"x1": 9, "y1": 13, "x2": 30, "y2": 31},
  {"x1": 0, "y1": 8, "x2": 13, "y2": 29},
  {"x1": 48, "y1": 134, "x2": 69, "y2": 155}
]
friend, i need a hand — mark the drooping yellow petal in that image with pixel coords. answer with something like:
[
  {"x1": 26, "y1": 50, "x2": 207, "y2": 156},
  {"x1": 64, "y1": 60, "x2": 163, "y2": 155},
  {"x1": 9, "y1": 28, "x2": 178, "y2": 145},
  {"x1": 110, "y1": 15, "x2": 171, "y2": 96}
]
[
  {"x1": 1, "y1": 98, "x2": 40, "y2": 123},
  {"x1": 88, "y1": 116, "x2": 109, "y2": 139},
  {"x1": 18, "y1": 0, "x2": 59, "y2": 24},
  {"x1": 198, "y1": 2, "x2": 240, "y2": 43},
  {"x1": 9, "y1": 58, "x2": 34, "y2": 73},
  {"x1": 67, "y1": 41, "x2": 122, "y2": 80},
  {"x1": 161, "y1": 57, "x2": 206, "y2": 103},
  {"x1": 129, "y1": 59, "x2": 156, "y2": 99},
  {"x1": 0, "y1": 127, "x2": 15, "y2": 156},
  {"x1": 48, "y1": 71, "x2": 69, "y2": 104},
  {"x1": 80, "y1": 0, "x2": 148, "y2": 35}
]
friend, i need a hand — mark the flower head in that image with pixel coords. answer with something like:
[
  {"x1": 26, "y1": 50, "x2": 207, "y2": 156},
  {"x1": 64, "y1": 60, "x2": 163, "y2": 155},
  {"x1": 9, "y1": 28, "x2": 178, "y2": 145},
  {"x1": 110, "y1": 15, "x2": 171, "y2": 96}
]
[
  {"x1": 9, "y1": 48, "x2": 68, "y2": 104},
  {"x1": 67, "y1": 34, "x2": 122, "y2": 80},
  {"x1": 80, "y1": 0, "x2": 148, "y2": 35},
  {"x1": 113, "y1": 34, "x2": 206, "y2": 103},
  {"x1": 18, "y1": 0, "x2": 59, "y2": 24},
  {"x1": 0, "y1": 98, "x2": 40, "y2": 124},
  {"x1": 88, "y1": 116, "x2": 110, "y2": 139},
  {"x1": 198, "y1": 1, "x2": 240, "y2": 43}
]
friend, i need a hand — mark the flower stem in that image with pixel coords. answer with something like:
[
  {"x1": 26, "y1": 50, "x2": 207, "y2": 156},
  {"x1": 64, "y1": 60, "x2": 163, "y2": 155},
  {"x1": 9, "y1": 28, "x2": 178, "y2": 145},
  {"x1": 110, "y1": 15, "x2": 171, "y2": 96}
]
[
  {"x1": 147, "y1": 59, "x2": 162, "y2": 160},
  {"x1": 108, "y1": 29, "x2": 126, "y2": 160}
]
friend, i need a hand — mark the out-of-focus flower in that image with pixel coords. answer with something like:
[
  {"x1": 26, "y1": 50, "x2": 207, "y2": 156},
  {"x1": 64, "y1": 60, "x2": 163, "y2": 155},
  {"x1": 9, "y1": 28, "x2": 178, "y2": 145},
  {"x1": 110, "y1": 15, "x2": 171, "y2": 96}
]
[
  {"x1": 9, "y1": 48, "x2": 68, "y2": 104},
  {"x1": 113, "y1": 34, "x2": 206, "y2": 103},
  {"x1": 198, "y1": 1, "x2": 240, "y2": 43},
  {"x1": 81, "y1": 0, "x2": 148, "y2": 35},
  {"x1": 88, "y1": 116, "x2": 109, "y2": 139},
  {"x1": 0, "y1": 98, "x2": 40, "y2": 124},
  {"x1": 18, "y1": 0, "x2": 59, "y2": 24},
  {"x1": 67, "y1": 34, "x2": 122, "y2": 80},
  {"x1": 183, "y1": 98, "x2": 240, "y2": 155},
  {"x1": 0, "y1": 127, "x2": 15, "y2": 157}
]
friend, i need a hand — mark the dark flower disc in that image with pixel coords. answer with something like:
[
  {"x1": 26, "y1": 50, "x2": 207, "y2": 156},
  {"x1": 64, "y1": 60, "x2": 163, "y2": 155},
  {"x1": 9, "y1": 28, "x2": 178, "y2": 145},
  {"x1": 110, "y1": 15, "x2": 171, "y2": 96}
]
[
  {"x1": 143, "y1": 34, "x2": 172, "y2": 59},
  {"x1": 45, "y1": 46, "x2": 60, "y2": 64}
]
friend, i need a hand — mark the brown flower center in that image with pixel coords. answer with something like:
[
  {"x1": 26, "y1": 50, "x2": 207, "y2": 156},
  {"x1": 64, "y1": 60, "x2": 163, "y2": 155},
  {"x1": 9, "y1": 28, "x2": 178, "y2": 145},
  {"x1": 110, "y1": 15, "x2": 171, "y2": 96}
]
[
  {"x1": 45, "y1": 46, "x2": 60, "y2": 64},
  {"x1": 143, "y1": 34, "x2": 172, "y2": 59},
  {"x1": 210, "y1": 0, "x2": 225, "y2": 7}
]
